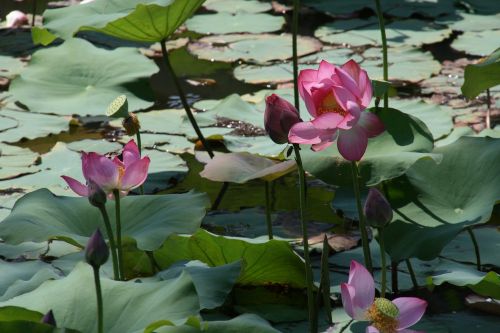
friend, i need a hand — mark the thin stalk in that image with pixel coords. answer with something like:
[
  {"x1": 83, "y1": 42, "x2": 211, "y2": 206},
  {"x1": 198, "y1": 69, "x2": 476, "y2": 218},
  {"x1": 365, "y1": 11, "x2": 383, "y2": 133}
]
[
  {"x1": 160, "y1": 39, "x2": 213, "y2": 158},
  {"x1": 466, "y1": 227, "x2": 481, "y2": 270},
  {"x1": 265, "y1": 181, "x2": 274, "y2": 240},
  {"x1": 405, "y1": 259, "x2": 418, "y2": 289},
  {"x1": 486, "y1": 88, "x2": 491, "y2": 129},
  {"x1": 112, "y1": 190, "x2": 124, "y2": 280},
  {"x1": 97, "y1": 206, "x2": 119, "y2": 281},
  {"x1": 391, "y1": 261, "x2": 399, "y2": 293},
  {"x1": 378, "y1": 228, "x2": 387, "y2": 298},
  {"x1": 92, "y1": 267, "x2": 104, "y2": 333},
  {"x1": 211, "y1": 182, "x2": 229, "y2": 211},
  {"x1": 292, "y1": 0, "x2": 300, "y2": 112},
  {"x1": 31, "y1": 0, "x2": 37, "y2": 27},
  {"x1": 292, "y1": 144, "x2": 317, "y2": 333},
  {"x1": 374, "y1": 0, "x2": 389, "y2": 110},
  {"x1": 321, "y1": 235, "x2": 333, "y2": 324},
  {"x1": 350, "y1": 161, "x2": 373, "y2": 274},
  {"x1": 136, "y1": 131, "x2": 144, "y2": 195},
  {"x1": 146, "y1": 251, "x2": 161, "y2": 274}
]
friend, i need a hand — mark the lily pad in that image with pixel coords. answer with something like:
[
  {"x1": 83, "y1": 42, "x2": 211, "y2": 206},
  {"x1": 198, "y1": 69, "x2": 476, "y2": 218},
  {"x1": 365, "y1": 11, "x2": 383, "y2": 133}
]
[
  {"x1": 200, "y1": 152, "x2": 296, "y2": 183},
  {"x1": 0, "y1": 144, "x2": 39, "y2": 180},
  {"x1": 301, "y1": 107, "x2": 438, "y2": 187},
  {"x1": 155, "y1": 229, "x2": 307, "y2": 288},
  {"x1": 383, "y1": 137, "x2": 500, "y2": 261},
  {"x1": 437, "y1": 13, "x2": 500, "y2": 32},
  {"x1": 203, "y1": 0, "x2": 272, "y2": 13},
  {"x1": 188, "y1": 34, "x2": 322, "y2": 64},
  {"x1": 66, "y1": 139, "x2": 122, "y2": 154},
  {"x1": 140, "y1": 149, "x2": 188, "y2": 193},
  {"x1": 451, "y1": 30, "x2": 500, "y2": 56},
  {"x1": 223, "y1": 135, "x2": 286, "y2": 157},
  {"x1": 441, "y1": 228, "x2": 500, "y2": 267},
  {"x1": 0, "y1": 263, "x2": 200, "y2": 333},
  {"x1": 315, "y1": 19, "x2": 451, "y2": 47},
  {"x1": 200, "y1": 94, "x2": 264, "y2": 128},
  {"x1": 461, "y1": 47, "x2": 500, "y2": 99},
  {"x1": 0, "y1": 188, "x2": 209, "y2": 250},
  {"x1": 0, "y1": 55, "x2": 24, "y2": 78},
  {"x1": 186, "y1": 12, "x2": 284, "y2": 34},
  {"x1": 9, "y1": 38, "x2": 157, "y2": 116}
]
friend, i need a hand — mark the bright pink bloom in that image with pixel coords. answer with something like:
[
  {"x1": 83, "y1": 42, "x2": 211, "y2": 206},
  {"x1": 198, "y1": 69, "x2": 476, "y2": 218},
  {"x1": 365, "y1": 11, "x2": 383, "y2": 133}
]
[
  {"x1": 62, "y1": 140, "x2": 150, "y2": 197},
  {"x1": 288, "y1": 60, "x2": 384, "y2": 161},
  {"x1": 341, "y1": 260, "x2": 427, "y2": 333}
]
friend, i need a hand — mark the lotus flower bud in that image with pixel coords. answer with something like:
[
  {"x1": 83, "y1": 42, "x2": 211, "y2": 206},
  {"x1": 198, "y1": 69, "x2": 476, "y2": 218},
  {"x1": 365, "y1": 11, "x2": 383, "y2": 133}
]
[
  {"x1": 88, "y1": 179, "x2": 107, "y2": 208},
  {"x1": 6, "y1": 10, "x2": 28, "y2": 28},
  {"x1": 41, "y1": 310, "x2": 56, "y2": 326},
  {"x1": 264, "y1": 94, "x2": 301, "y2": 144},
  {"x1": 85, "y1": 229, "x2": 109, "y2": 269},
  {"x1": 364, "y1": 188, "x2": 393, "y2": 228},
  {"x1": 122, "y1": 112, "x2": 141, "y2": 136}
]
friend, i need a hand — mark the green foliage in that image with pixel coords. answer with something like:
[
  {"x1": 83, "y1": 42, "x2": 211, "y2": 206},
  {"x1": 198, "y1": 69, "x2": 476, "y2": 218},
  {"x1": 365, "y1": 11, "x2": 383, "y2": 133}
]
[{"x1": 461, "y1": 47, "x2": 500, "y2": 98}]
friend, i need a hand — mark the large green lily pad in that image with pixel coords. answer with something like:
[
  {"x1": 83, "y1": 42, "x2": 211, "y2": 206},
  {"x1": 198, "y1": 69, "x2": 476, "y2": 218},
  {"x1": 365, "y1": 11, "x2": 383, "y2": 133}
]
[
  {"x1": 451, "y1": 30, "x2": 500, "y2": 56},
  {"x1": 0, "y1": 188, "x2": 209, "y2": 250},
  {"x1": 203, "y1": 0, "x2": 272, "y2": 13},
  {"x1": 301, "y1": 107, "x2": 438, "y2": 187},
  {"x1": 79, "y1": 0, "x2": 205, "y2": 43},
  {"x1": 0, "y1": 56, "x2": 24, "y2": 78},
  {"x1": 140, "y1": 149, "x2": 188, "y2": 193},
  {"x1": 0, "y1": 144, "x2": 39, "y2": 180},
  {"x1": 0, "y1": 263, "x2": 200, "y2": 333},
  {"x1": 155, "y1": 229, "x2": 307, "y2": 288},
  {"x1": 438, "y1": 13, "x2": 500, "y2": 32},
  {"x1": 9, "y1": 38, "x2": 157, "y2": 116},
  {"x1": 383, "y1": 137, "x2": 500, "y2": 261},
  {"x1": 186, "y1": 12, "x2": 284, "y2": 34},
  {"x1": 188, "y1": 34, "x2": 322, "y2": 64}
]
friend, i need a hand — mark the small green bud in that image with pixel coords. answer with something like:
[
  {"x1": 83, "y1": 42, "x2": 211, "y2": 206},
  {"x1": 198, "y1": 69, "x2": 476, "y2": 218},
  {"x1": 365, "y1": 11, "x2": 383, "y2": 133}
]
[{"x1": 85, "y1": 229, "x2": 109, "y2": 269}]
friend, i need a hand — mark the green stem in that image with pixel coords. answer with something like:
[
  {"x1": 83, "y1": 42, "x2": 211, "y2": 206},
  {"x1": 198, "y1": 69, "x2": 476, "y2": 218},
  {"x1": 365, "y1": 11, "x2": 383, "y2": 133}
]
[
  {"x1": 486, "y1": 88, "x2": 491, "y2": 129},
  {"x1": 113, "y1": 190, "x2": 124, "y2": 280},
  {"x1": 378, "y1": 228, "x2": 387, "y2": 297},
  {"x1": 292, "y1": 0, "x2": 300, "y2": 112},
  {"x1": 160, "y1": 39, "x2": 213, "y2": 158},
  {"x1": 136, "y1": 131, "x2": 144, "y2": 195},
  {"x1": 293, "y1": 144, "x2": 317, "y2": 333},
  {"x1": 374, "y1": 0, "x2": 389, "y2": 110},
  {"x1": 265, "y1": 181, "x2": 274, "y2": 240},
  {"x1": 146, "y1": 251, "x2": 161, "y2": 274},
  {"x1": 211, "y1": 182, "x2": 229, "y2": 211},
  {"x1": 97, "y1": 206, "x2": 119, "y2": 281},
  {"x1": 405, "y1": 259, "x2": 418, "y2": 289},
  {"x1": 92, "y1": 267, "x2": 104, "y2": 333},
  {"x1": 31, "y1": 0, "x2": 37, "y2": 27},
  {"x1": 350, "y1": 161, "x2": 373, "y2": 274},
  {"x1": 321, "y1": 234, "x2": 332, "y2": 324},
  {"x1": 466, "y1": 227, "x2": 481, "y2": 270}
]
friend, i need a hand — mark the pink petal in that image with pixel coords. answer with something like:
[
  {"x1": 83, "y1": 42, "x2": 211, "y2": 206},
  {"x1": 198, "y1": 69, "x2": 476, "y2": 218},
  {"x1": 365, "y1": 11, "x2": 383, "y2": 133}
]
[
  {"x1": 366, "y1": 326, "x2": 380, "y2": 333},
  {"x1": 337, "y1": 126, "x2": 369, "y2": 161},
  {"x1": 397, "y1": 330, "x2": 425, "y2": 333},
  {"x1": 122, "y1": 140, "x2": 140, "y2": 167},
  {"x1": 347, "y1": 260, "x2": 375, "y2": 312},
  {"x1": 81, "y1": 152, "x2": 90, "y2": 180},
  {"x1": 312, "y1": 112, "x2": 344, "y2": 130},
  {"x1": 341, "y1": 60, "x2": 361, "y2": 84},
  {"x1": 340, "y1": 283, "x2": 356, "y2": 319},
  {"x1": 332, "y1": 85, "x2": 358, "y2": 113},
  {"x1": 288, "y1": 121, "x2": 323, "y2": 144},
  {"x1": 61, "y1": 176, "x2": 89, "y2": 196},
  {"x1": 317, "y1": 60, "x2": 336, "y2": 81},
  {"x1": 358, "y1": 112, "x2": 385, "y2": 138},
  {"x1": 298, "y1": 69, "x2": 318, "y2": 99},
  {"x1": 121, "y1": 157, "x2": 150, "y2": 190},
  {"x1": 358, "y1": 70, "x2": 373, "y2": 108},
  {"x1": 85, "y1": 153, "x2": 120, "y2": 190},
  {"x1": 392, "y1": 297, "x2": 428, "y2": 330},
  {"x1": 334, "y1": 66, "x2": 362, "y2": 99},
  {"x1": 311, "y1": 130, "x2": 337, "y2": 151}
]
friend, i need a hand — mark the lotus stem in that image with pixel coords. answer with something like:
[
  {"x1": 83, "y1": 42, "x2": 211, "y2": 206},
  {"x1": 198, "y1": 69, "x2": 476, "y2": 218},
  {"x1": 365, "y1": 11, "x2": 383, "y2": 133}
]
[
  {"x1": 292, "y1": 0, "x2": 300, "y2": 112},
  {"x1": 31, "y1": 0, "x2": 37, "y2": 27},
  {"x1": 321, "y1": 234, "x2": 333, "y2": 324},
  {"x1": 211, "y1": 181, "x2": 229, "y2": 210},
  {"x1": 92, "y1": 266, "x2": 104, "y2": 333},
  {"x1": 405, "y1": 259, "x2": 419, "y2": 289},
  {"x1": 486, "y1": 88, "x2": 491, "y2": 129},
  {"x1": 292, "y1": 143, "x2": 317, "y2": 333},
  {"x1": 265, "y1": 181, "x2": 274, "y2": 240},
  {"x1": 374, "y1": 0, "x2": 389, "y2": 110},
  {"x1": 96, "y1": 206, "x2": 119, "y2": 281},
  {"x1": 112, "y1": 190, "x2": 124, "y2": 280},
  {"x1": 136, "y1": 132, "x2": 144, "y2": 195},
  {"x1": 350, "y1": 161, "x2": 373, "y2": 274},
  {"x1": 146, "y1": 251, "x2": 161, "y2": 274},
  {"x1": 378, "y1": 228, "x2": 387, "y2": 297},
  {"x1": 466, "y1": 226, "x2": 481, "y2": 270}
]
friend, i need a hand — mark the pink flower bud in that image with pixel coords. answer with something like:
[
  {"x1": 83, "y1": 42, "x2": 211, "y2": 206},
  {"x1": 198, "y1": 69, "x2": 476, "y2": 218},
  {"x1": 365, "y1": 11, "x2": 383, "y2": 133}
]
[
  {"x1": 41, "y1": 310, "x2": 56, "y2": 326},
  {"x1": 6, "y1": 10, "x2": 28, "y2": 28},
  {"x1": 364, "y1": 188, "x2": 393, "y2": 228},
  {"x1": 264, "y1": 94, "x2": 301, "y2": 144},
  {"x1": 85, "y1": 229, "x2": 109, "y2": 269}
]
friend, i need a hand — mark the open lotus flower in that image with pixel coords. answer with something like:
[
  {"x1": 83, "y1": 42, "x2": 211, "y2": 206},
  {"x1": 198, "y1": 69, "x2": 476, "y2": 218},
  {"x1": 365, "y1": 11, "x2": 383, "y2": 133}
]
[
  {"x1": 341, "y1": 260, "x2": 427, "y2": 333},
  {"x1": 288, "y1": 60, "x2": 384, "y2": 161},
  {"x1": 62, "y1": 140, "x2": 150, "y2": 197}
]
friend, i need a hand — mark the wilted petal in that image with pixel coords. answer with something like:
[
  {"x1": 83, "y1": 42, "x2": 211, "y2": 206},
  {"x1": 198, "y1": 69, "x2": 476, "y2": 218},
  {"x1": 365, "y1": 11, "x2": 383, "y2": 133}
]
[
  {"x1": 61, "y1": 176, "x2": 89, "y2": 196},
  {"x1": 358, "y1": 112, "x2": 385, "y2": 138},
  {"x1": 122, "y1": 140, "x2": 140, "y2": 167},
  {"x1": 337, "y1": 126, "x2": 369, "y2": 161},
  {"x1": 393, "y1": 297, "x2": 427, "y2": 330},
  {"x1": 121, "y1": 157, "x2": 150, "y2": 190},
  {"x1": 347, "y1": 260, "x2": 375, "y2": 312}
]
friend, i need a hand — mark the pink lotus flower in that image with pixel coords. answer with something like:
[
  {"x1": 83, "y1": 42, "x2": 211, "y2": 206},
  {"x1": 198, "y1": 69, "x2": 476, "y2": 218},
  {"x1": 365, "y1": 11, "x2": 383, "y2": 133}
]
[
  {"x1": 62, "y1": 140, "x2": 150, "y2": 197},
  {"x1": 341, "y1": 260, "x2": 427, "y2": 333},
  {"x1": 288, "y1": 60, "x2": 384, "y2": 161}
]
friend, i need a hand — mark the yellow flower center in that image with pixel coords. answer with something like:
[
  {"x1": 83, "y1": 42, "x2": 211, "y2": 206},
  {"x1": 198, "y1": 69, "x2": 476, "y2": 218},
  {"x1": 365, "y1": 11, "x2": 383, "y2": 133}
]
[
  {"x1": 366, "y1": 298, "x2": 399, "y2": 333},
  {"x1": 317, "y1": 92, "x2": 347, "y2": 117},
  {"x1": 118, "y1": 165, "x2": 125, "y2": 182}
]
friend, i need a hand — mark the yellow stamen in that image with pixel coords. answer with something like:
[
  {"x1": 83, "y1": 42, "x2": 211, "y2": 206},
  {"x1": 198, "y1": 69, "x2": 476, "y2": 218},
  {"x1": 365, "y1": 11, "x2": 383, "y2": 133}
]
[
  {"x1": 118, "y1": 165, "x2": 125, "y2": 182},
  {"x1": 366, "y1": 298, "x2": 399, "y2": 333},
  {"x1": 317, "y1": 92, "x2": 347, "y2": 116}
]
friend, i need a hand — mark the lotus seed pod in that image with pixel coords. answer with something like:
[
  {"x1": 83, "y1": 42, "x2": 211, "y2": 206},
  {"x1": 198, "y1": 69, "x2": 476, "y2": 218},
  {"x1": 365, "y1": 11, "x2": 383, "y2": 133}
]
[
  {"x1": 123, "y1": 112, "x2": 141, "y2": 136},
  {"x1": 106, "y1": 95, "x2": 129, "y2": 118}
]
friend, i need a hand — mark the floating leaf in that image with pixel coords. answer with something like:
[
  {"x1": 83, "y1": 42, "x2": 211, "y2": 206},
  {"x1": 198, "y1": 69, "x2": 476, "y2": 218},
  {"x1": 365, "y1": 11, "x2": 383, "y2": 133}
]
[
  {"x1": 66, "y1": 139, "x2": 122, "y2": 154},
  {"x1": 186, "y1": 12, "x2": 284, "y2": 34},
  {"x1": 451, "y1": 30, "x2": 500, "y2": 56},
  {"x1": 0, "y1": 144, "x2": 39, "y2": 180},
  {"x1": 9, "y1": 38, "x2": 157, "y2": 116},
  {"x1": 0, "y1": 55, "x2": 24, "y2": 78},
  {"x1": 461, "y1": 48, "x2": 500, "y2": 98},
  {"x1": 0, "y1": 188, "x2": 209, "y2": 251},
  {"x1": 140, "y1": 149, "x2": 188, "y2": 193},
  {"x1": 437, "y1": 13, "x2": 500, "y2": 32},
  {"x1": 203, "y1": 0, "x2": 272, "y2": 13}
]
